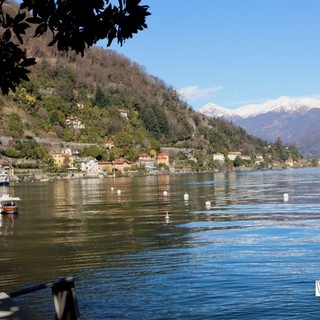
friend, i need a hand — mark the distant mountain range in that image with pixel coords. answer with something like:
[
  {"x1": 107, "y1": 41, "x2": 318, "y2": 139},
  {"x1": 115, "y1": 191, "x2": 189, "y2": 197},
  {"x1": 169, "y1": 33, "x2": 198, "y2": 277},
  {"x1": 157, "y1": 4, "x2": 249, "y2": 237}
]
[{"x1": 198, "y1": 96, "x2": 320, "y2": 158}]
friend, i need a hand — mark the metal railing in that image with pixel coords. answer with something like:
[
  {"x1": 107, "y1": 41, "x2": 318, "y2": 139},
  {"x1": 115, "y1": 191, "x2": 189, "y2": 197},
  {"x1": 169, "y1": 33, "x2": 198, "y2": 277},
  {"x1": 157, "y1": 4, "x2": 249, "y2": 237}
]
[{"x1": 8, "y1": 276, "x2": 80, "y2": 320}]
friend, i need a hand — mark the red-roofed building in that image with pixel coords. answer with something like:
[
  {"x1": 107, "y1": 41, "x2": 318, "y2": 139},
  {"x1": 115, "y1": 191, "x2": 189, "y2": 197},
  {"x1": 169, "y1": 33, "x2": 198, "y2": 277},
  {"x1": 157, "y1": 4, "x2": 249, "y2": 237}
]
[
  {"x1": 156, "y1": 152, "x2": 169, "y2": 165},
  {"x1": 99, "y1": 159, "x2": 133, "y2": 173},
  {"x1": 65, "y1": 116, "x2": 85, "y2": 129}
]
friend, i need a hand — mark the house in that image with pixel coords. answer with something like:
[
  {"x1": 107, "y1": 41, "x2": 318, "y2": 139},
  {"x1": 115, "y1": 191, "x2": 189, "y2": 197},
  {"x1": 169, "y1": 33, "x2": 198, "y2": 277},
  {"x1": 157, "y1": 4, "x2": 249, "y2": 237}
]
[
  {"x1": 98, "y1": 161, "x2": 112, "y2": 172},
  {"x1": 65, "y1": 116, "x2": 85, "y2": 129},
  {"x1": 119, "y1": 109, "x2": 129, "y2": 120},
  {"x1": 157, "y1": 152, "x2": 169, "y2": 165},
  {"x1": 61, "y1": 147, "x2": 79, "y2": 157},
  {"x1": 227, "y1": 152, "x2": 241, "y2": 161},
  {"x1": 105, "y1": 139, "x2": 115, "y2": 149},
  {"x1": 76, "y1": 103, "x2": 84, "y2": 109},
  {"x1": 138, "y1": 153, "x2": 156, "y2": 170},
  {"x1": 78, "y1": 157, "x2": 99, "y2": 172},
  {"x1": 139, "y1": 153, "x2": 152, "y2": 161},
  {"x1": 240, "y1": 155, "x2": 251, "y2": 161},
  {"x1": 255, "y1": 154, "x2": 264, "y2": 164},
  {"x1": 52, "y1": 152, "x2": 62, "y2": 167},
  {"x1": 113, "y1": 159, "x2": 132, "y2": 172},
  {"x1": 286, "y1": 158, "x2": 294, "y2": 168},
  {"x1": 186, "y1": 153, "x2": 197, "y2": 163},
  {"x1": 99, "y1": 159, "x2": 133, "y2": 173},
  {"x1": 61, "y1": 147, "x2": 72, "y2": 156},
  {"x1": 52, "y1": 152, "x2": 74, "y2": 168},
  {"x1": 213, "y1": 153, "x2": 225, "y2": 162},
  {"x1": 0, "y1": 158, "x2": 10, "y2": 171}
]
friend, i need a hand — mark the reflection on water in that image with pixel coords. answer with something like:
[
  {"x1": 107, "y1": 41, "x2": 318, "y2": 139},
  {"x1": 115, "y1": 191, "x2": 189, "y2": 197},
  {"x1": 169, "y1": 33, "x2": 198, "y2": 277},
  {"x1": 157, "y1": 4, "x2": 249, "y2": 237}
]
[
  {"x1": 1, "y1": 168, "x2": 320, "y2": 319},
  {"x1": 0, "y1": 214, "x2": 18, "y2": 236}
]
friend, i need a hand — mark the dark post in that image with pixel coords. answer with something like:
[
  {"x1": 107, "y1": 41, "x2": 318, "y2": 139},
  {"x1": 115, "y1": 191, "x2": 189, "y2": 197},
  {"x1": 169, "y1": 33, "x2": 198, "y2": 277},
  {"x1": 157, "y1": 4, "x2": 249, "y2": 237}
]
[
  {"x1": 51, "y1": 278, "x2": 80, "y2": 320},
  {"x1": 8, "y1": 276, "x2": 80, "y2": 319}
]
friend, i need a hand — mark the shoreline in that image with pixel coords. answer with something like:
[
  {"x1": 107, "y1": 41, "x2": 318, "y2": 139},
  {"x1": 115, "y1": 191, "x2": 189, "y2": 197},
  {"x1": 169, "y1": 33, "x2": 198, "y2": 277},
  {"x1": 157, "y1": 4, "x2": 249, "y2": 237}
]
[{"x1": 8, "y1": 165, "x2": 312, "y2": 183}]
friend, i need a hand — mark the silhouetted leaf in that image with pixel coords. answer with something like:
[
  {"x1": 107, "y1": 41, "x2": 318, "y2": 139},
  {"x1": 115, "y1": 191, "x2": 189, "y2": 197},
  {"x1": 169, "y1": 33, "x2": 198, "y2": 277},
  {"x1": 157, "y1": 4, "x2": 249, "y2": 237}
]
[
  {"x1": 1, "y1": 0, "x2": 151, "y2": 94},
  {"x1": 5, "y1": 13, "x2": 13, "y2": 26},
  {"x1": 20, "y1": 57, "x2": 36, "y2": 67},
  {"x1": 13, "y1": 12, "x2": 26, "y2": 23},
  {"x1": 26, "y1": 17, "x2": 43, "y2": 24},
  {"x1": 3, "y1": 29, "x2": 11, "y2": 42},
  {"x1": 34, "y1": 23, "x2": 48, "y2": 37}
]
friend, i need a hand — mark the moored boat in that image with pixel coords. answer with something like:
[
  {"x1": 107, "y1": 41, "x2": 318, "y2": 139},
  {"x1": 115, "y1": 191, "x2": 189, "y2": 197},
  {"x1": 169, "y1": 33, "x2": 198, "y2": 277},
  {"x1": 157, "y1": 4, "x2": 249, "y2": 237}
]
[
  {"x1": 0, "y1": 194, "x2": 21, "y2": 214},
  {"x1": 0, "y1": 171, "x2": 9, "y2": 187}
]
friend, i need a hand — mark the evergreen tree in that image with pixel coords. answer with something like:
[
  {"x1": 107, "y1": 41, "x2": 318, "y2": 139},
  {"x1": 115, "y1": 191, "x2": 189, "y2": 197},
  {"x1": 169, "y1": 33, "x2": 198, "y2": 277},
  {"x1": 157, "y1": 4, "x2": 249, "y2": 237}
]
[{"x1": 94, "y1": 87, "x2": 108, "y2": 108}]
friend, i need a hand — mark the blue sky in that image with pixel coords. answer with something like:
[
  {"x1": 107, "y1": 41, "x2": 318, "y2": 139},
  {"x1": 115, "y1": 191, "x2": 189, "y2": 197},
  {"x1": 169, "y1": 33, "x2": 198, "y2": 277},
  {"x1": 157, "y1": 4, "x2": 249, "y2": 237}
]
[{"x1": 107, "y1": 0, "x2": 320, "y2": 110}]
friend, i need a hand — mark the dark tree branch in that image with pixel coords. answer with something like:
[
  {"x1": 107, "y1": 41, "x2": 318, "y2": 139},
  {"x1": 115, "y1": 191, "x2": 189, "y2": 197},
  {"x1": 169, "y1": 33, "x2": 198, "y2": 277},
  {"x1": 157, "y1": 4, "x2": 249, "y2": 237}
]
[{"x1": 0, "y1": 0, "x2": 150, "y2": 94}]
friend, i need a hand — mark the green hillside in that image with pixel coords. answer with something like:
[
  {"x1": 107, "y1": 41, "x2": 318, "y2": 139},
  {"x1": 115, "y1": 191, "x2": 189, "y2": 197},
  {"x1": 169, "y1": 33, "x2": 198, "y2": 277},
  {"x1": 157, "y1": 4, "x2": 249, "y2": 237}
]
[{"x1": 0, "y1": 36, "x2": 304, "y2": 170}]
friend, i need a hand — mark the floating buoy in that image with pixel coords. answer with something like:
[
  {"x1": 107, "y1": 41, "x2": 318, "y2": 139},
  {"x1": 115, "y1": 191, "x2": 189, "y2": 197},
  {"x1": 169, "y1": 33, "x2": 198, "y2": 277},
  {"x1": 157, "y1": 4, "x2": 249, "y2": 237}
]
[
  {"x1": 184, "y1": 193, "x2": 189, "y2": 201},
  {"x1": 163, "y1": 191, "x2": 168, "y2": 196},
  {"x1": 111, "y1": 186, "x2": 114, "y2": 191},
  {"x1": 117, "y1": 189, "x2": 121, "y2": 195},
  {"x1": 205, "y1": 201, "x2": 211, "y2": 208},
  {"x1": 283, "y1": 193, "x2": 289, "y2": 202},
  {"x1": 165, "y1": 212, "x2": 170, "y2": 223}
]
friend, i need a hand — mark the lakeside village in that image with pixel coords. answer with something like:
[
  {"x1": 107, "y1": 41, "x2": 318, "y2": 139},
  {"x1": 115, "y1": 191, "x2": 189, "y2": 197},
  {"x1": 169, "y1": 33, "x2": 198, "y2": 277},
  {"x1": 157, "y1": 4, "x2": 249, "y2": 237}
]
[
  {"x1": 0, "y1": 137, "x2": 314, "y2": 184},
  {"x1": 0, "y1": 112, "x2": 313, "y2": 182}
]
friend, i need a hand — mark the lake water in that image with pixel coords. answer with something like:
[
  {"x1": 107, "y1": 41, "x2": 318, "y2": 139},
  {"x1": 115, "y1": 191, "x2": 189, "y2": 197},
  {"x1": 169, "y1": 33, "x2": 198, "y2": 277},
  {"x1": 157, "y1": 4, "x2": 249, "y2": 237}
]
[{"x1": 1, "y1": 168, "x2": 320, "y2": 319}]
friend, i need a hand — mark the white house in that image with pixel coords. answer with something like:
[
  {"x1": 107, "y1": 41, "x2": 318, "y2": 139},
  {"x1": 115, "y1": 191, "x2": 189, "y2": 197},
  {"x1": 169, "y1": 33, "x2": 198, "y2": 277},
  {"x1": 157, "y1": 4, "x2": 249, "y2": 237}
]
[
  {"x1": 286, "y1": 158, "x2": 294, "y2": 168},
  {"x1": 61, "y1": 147, "x2": 79, "y2": 158},
  {"x1": 119, "y1": 109, "x2": 129, "y2": 120},
  {"x1": 79, "y1": 158, "x2": 99, "y2": 172},
  {"x1": 105, "y1": 139, "x2": 115, "y2": 149},
  {"x1": 227, "y1": 152, "x2": 241, "y2": 161},
  {"x1": 240, "y1": 155, "x2": 251, "y2": 161},
  {"x1": 255, "y1": 154, "x2": 264, "y2": 164},
  {"x1": 138, "y1": 153, "x2": 156, "y2": 170},
  {"x1": 65, "y1": 116, "x2": 85, "y2": 129},
  {"x1": 213, "y1": 153, "x2": 225, "y2": 162}
]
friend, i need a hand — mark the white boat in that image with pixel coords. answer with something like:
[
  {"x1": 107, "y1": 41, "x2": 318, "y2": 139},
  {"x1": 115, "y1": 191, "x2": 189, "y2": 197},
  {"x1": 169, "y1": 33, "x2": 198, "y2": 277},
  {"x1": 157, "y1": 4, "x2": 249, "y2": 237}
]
[
  {"x1": 0, "y1": 194, "x2": 21, "y2": 214},
  {"x1": 0, "y1": 171, "x2": 9, "y2": 186}
]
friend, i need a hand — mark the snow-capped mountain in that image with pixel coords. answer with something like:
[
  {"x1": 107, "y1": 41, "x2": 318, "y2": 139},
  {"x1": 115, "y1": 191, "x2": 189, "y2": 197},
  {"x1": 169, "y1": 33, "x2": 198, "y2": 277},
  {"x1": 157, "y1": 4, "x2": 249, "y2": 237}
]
[
  {"x1": 198, "y1": 96, "x2": 320, "y2": 158},
  {"x1": 199, "y1": 96, "x2": 320, "y2": 119}
]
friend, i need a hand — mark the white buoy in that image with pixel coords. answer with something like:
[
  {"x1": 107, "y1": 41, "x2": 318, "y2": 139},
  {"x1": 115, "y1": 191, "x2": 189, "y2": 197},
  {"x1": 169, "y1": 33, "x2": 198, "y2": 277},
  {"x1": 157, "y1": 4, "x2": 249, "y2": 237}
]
[
  {"x1": 111, "y1": 186, "x2": 114, "y2": 192},
  {"x1": 283, "y1": 193, "x2": 289, "y2": 202},
  {"x1": 117, "y1": 189, "x2": 121, "y2": 196},
  {"x1": 163, "y1": 191, "x2": 168, "y2": 196},
  {"x1": 184, "y1": 193, "x2": 189, "y2": 201},
  {"x1": 205, "y1": 201, "x2": 211, "y2": 208},
  {"x1": 165, "y1": 212, "x2": 170, "y2": 223}
]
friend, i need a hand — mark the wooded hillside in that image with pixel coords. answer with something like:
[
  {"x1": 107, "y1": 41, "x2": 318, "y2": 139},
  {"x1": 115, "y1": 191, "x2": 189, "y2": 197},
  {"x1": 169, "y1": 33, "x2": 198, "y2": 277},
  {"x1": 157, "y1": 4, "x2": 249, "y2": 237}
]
[{"x1": 0, "y1": 28, "x2": 303, "y2": 169}]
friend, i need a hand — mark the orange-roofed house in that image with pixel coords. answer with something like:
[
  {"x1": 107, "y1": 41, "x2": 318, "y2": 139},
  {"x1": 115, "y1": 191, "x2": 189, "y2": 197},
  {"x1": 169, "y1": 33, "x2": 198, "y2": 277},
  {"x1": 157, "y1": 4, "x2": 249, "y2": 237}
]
[{"x1": 157, "y1": 152, "x2": 169, "y2": 166}]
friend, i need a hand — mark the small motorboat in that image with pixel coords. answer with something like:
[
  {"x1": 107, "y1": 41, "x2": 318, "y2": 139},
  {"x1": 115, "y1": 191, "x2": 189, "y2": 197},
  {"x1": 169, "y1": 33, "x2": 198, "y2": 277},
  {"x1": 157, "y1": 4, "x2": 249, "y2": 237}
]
[
  {"x1": 0, "y1": 194, "x2": 21, "y2": 214},
  {"x1": 0, "y1": 171, "x2": 9, "y2": 187}
]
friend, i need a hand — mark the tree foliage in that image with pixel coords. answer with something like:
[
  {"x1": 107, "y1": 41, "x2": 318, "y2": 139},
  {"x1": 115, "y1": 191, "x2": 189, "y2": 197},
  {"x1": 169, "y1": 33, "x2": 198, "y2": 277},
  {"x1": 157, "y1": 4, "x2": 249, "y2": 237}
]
[
  {"x1": 272, "y1": 137, "x2": 289, "y2": 161},
  {"x1": 140, "y1": 106, "x2": 169, "y2": 140},
  {"x1": 0, "y1": 0, "x2": 150, "y2": 94},
  {"x1": 94, "y1": 86, "x2": 109, "y2": 107},
  {"x1": 3, "y1": 139, "x2": 49, "y2": 160},
  {"x1": 0, "y1": 27, "x2": 306, "y2": 168},
  {"x1": 8, "y1": 112, "x2": 23, "y2": 136}
]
